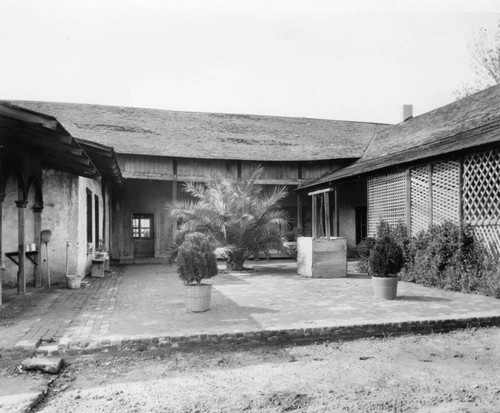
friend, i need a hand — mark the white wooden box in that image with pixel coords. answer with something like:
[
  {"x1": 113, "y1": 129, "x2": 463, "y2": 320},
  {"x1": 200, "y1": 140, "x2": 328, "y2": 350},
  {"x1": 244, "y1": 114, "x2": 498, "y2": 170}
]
[{"x1": 297, "y1": 237, "x2": 347, "y2": 278}]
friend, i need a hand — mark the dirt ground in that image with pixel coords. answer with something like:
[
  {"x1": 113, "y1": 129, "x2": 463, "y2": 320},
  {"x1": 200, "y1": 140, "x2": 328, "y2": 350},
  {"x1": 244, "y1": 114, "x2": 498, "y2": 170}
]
[{"x1": 4, "y1": 327, "x2": 500, "y2": 413}]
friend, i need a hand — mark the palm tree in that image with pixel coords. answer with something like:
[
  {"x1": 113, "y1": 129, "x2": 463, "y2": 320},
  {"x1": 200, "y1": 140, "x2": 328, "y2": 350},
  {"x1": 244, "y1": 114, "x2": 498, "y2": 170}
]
[{"x1": 167, "y1": 166, "x2": 293, "y2": 270}]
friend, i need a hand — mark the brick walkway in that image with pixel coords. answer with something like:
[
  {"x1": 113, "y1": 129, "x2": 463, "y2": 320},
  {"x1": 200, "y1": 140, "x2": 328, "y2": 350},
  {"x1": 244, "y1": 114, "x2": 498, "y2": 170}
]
[{"x1": 1, "y1": 260, "x2": 500, "y2": 357}]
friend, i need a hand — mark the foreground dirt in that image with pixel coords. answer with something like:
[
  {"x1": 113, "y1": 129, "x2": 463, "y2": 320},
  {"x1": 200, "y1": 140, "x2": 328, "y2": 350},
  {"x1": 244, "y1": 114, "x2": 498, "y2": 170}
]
[{"x1": 10, "y1": 327, "x2": 500, "y2": 412}]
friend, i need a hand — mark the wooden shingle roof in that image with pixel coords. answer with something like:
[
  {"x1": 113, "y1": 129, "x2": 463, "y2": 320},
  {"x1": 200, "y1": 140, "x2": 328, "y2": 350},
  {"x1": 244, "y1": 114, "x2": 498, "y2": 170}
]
[
  {"x1": 302, "y1": 84, "x2": 500, "y2": 189},
  {"x1": 8, "y1": 101, "x2": 389, "y2": 162}
]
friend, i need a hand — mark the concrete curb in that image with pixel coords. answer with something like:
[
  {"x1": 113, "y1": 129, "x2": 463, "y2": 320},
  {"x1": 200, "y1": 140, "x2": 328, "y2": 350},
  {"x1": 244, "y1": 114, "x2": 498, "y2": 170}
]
[{"x1": 2, "y1": 315, "x2": 497, "y2": 359}]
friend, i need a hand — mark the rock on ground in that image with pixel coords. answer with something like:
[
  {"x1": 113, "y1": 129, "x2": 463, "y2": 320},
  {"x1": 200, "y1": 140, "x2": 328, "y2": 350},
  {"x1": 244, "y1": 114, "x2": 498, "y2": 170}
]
[{"x1": 21, "y1": 357, "x2": 63, "y2": 374}]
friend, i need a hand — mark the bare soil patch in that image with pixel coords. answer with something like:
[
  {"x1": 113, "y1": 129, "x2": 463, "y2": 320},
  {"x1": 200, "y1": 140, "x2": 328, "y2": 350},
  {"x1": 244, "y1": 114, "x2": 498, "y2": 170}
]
[{"x1": 31, "y1": 327, "x2": 500, "y2": 412}]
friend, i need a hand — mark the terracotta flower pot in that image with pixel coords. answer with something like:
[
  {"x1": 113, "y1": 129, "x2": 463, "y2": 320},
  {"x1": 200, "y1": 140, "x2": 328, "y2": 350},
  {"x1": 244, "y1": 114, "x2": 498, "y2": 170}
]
[
  {"x1": 372, "y1": 276, "x2": 398, "y2": 300},
  {"x1": 185, "y1": 283, "x2": 213, "y2": 312}
]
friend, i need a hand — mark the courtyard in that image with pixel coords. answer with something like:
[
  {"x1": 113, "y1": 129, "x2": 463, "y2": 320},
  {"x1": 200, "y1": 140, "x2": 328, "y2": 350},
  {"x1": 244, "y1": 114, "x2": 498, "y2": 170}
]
[{"x1": 1, "y1": 260, "x2": 500, "y2": 358}]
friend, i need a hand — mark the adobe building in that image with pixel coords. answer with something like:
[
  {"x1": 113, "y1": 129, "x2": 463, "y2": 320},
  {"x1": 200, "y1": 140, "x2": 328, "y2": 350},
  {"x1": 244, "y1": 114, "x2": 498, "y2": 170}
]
[{"x1": 0, "y1": 103, "x2": 122, "y2": 293}]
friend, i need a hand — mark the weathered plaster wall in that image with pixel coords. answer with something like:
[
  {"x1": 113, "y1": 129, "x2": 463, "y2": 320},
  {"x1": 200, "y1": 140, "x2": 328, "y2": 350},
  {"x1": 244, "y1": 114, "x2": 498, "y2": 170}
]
[
  {"x1": 1, "y1": 175, "x2": 37, "y2": 285},
  {"x1": 103, "y1": 183, "x2": 112, "y2": 252},
  {"x1": 40, "y1": 170, "x2": 80, "y2": 282},
  {"x1": 338, "y1": 179, "x2": 367, "y2": 256},
  {"x1": 1, "y1": 170, "x2": 81, "y2": 285},
  {"x1": 0, "y1": 169, "x2": 110, "y2": 286},
  {"x1": 77, "y1": 177, "x2": 106, "y2": 276}
]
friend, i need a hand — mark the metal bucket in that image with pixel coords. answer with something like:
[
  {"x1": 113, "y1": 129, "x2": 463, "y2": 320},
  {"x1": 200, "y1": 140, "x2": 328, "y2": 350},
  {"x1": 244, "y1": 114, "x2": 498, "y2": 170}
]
[{"x1": 66, "y1": 275, "x2": 81, "y2": 289}]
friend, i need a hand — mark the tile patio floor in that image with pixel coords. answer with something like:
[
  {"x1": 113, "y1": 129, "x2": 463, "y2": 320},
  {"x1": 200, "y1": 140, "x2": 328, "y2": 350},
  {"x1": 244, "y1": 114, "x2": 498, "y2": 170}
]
[{"x1": 1, "y1": 260, "x2": 500, "y2": 356}]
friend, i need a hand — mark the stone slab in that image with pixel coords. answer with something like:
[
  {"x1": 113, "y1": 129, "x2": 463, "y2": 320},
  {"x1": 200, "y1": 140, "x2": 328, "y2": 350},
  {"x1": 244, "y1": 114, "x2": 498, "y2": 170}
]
[{"x1": 22, "y1": 357, "x2": 63, "y2": 374}]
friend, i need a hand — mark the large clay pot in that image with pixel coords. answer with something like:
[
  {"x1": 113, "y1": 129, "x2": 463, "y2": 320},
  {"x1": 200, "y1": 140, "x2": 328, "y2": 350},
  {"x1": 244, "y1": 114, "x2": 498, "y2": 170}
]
[
  {"x1": 372, "y1": 276, "x2": 398, "y2": 300},
  {"x1": 185, "y1": 283, "x2": 212, "y2": 312}
]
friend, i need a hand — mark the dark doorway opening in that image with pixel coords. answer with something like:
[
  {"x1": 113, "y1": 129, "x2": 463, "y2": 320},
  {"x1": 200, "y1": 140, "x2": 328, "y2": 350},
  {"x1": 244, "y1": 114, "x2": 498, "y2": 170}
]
[
  {"x1": 355, "y1": 206, "x2": 367, "y2": 244},
  {"x1": 132, "y1": 213, "x2": 154, "y2": 257}
]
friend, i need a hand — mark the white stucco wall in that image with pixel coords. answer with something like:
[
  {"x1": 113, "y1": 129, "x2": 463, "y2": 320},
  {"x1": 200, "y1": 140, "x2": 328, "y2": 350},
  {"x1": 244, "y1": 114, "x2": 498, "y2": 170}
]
[
  {"x1": 1, "y1": 169, "x2": 106, "y2": 286},
  {"x1": 1, "y1": 175, "x2": 37, "y2": 285},
  {"x1": 77, "y1": 177, "x2": 105, "y2": 276},
  {"x1": 40, "y1": 169, "x2": 80, "y2": 281}
]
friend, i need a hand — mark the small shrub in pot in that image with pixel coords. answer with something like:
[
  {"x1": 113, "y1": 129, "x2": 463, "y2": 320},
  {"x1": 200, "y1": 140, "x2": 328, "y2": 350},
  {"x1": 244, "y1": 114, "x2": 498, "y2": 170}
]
[
  {"x1": 177, "y1": 232, "x2": 218, "y2": 285},
  {"x1": 369, "y1": 236, "x2": 404, "y2": 300},
  {"x1": 369, "y1": 236, "x2": 404, "y2": 277}
]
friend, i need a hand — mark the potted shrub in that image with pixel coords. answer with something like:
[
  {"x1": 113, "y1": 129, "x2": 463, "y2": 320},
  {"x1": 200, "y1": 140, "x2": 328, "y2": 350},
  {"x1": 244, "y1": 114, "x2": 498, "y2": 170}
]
[
  {"x1": 176, "y1": 232, "x2": 218, "y2": 312},
  {"x1": 369, "y1": 236, "x2": 404, "y2": 300}
]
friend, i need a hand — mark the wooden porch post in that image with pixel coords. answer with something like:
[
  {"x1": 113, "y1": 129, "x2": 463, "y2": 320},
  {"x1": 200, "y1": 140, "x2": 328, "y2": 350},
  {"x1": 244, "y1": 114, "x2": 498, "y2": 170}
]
[
  {"x1": 0, "y1": 197, "x2": 3, "y2": 305},
  {"x1": 311, "y1": 194, "x2": 317, "y2": 238},
  {"x1": 324, "y1": 192, "x2": 331, "y2": 238},
  {"x1": 33, "y1": 206, "x2": 43, "y2": 287},
  {"x1": 296, "y1": 193, "x2": 302, "y2": 234},
  {"x1": 406, "y1": 169, "x2": 412, "y2": 236},
  {"x1": 334, "y1": 186, "x2": 339, "y2": 237},
  {"x1": 172, "y1": 157, "x2": 178, "y2": 242},
  {"x1": 458, "y1": 158, "x2": 463, "y2": 226},
  {"x1": 16, "y1": 197, "x2": 28, "y2": 295},
  {"x1": 428, "y1": 163, "x2": 433, "y2": 227}
]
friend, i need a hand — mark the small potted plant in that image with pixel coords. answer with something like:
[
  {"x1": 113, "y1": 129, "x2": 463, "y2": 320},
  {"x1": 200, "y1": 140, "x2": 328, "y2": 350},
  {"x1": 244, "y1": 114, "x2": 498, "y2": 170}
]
[
  {"x1": 176, "y1": 232, "x2": 218, "y2": 312},
  {"x1": 368, "y1": 236, "x2": 404, "y2": 300}
]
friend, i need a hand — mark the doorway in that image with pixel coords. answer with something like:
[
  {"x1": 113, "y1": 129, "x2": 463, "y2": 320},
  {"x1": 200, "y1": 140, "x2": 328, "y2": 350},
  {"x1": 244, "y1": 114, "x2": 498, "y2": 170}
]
[
  {"x1": 355, "y1": 206, "x2": 367, "y2": 244},
  {"x1": 132, "y1": 213, "x2": 154, "y2": 257}
]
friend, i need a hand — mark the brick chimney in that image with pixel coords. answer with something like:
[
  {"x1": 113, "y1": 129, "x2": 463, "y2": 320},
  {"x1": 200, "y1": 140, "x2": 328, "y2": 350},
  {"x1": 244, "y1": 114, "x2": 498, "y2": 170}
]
[{"x1": 402, "y1": 104, "x2": 413, "y2": 122}]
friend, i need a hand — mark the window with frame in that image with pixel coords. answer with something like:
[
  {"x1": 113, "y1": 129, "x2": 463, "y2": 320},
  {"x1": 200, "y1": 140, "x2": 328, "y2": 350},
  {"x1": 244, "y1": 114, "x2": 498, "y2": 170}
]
[{"x1": 132, "y1": 214, "x2": 153, "y2": 239}]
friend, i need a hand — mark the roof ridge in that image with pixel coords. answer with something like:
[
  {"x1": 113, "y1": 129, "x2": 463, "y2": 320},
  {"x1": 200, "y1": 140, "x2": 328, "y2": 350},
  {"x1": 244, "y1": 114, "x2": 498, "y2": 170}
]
[
  {"x1": 8, "y1": 99, "x2": 391, "y2": 126},
  {"x1": 392, "y1": 83, "x2": 500, "y2": 126}
]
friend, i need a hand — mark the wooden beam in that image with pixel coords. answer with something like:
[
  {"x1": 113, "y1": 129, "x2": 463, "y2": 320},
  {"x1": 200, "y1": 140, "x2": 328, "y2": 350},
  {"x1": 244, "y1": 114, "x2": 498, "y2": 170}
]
[
  {"x1": 296, "y1": 193, "x2": 302, "y2": 232},
  {"x1": 334, "y1": 187, "x2": 339, "y2": 237},
  {"x1": 324, "y1": 192, "x2": 331, "y2": 238},
  {"x1": 16, "y1": 133, "x2": 83, "y2": 156},
  {"x1": 458, "y1": 157, "x2": 463, "y2": 226},
  {"x1": 311, "y1": 194, "x2": 317, "y2": 238},
  {"x1": 308, "y1": 187, "x2": 334, "y2": 196},
  {"x1": 0, "y1": 117, "x2": 72, "y2": 145},
  {"x1": 172, "y1": 159, "x2": 178, "y2": 241},
  {"x1": 36, "y1": 149, "x2": 91, "y2": 166},
  {"x1": 0, "y1": 199, "x2": 3, "y2": 305},
  {"x1": 16, "y1": 198, "x2": 28, "y2": 295},
  {"x1": 428, "y1": 163, "x2": 433, "y2": 227},
  {"x1": 0, "y1": 104, "x2": 58, "y2": 130},
  {"x1": 34, "y1": 207, "x2": 42, "y2": 287},
  {"x1": 406, "y1": 168, "x2": 412, "y2": 236}
]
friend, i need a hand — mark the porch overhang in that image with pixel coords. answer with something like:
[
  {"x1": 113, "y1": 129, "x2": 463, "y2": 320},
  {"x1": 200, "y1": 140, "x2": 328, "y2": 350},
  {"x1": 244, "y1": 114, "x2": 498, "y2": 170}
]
[
  {"x1": 76, "y1": 138, "x2": 123, "y2": 184},
  {"x1": 299, "y1": 119, "x2": 500, "y2": 191},
  {"x1": 0, "y1": 102, "x2": 100, "y2": 179}
]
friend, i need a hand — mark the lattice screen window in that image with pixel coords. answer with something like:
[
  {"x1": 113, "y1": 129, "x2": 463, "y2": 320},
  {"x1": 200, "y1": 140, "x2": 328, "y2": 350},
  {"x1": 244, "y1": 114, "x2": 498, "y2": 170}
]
[
  {"x1": 410, "y1": 166, "x2": 429, "y2": 236},
  {"x1": 368, "y1": 171, "x2": 407, "y2": 237},
  {"x1": 432, "y1": 160, "x2": 460, "y2": 226},
  {"x1": 463, "y1": 148, "x2": 500, "y2": 255}
]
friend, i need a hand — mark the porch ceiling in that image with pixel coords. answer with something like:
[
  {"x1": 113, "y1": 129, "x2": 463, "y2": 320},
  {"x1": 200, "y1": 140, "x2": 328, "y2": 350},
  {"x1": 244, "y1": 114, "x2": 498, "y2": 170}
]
[{"x1": 0, "y1": 102, "x2": 99, "y2": 179}]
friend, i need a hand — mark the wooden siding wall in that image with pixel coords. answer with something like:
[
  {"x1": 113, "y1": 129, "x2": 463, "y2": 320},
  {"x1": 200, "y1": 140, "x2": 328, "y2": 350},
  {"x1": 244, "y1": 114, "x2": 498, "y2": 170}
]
[
  {"x1": 111, "y1": 179, "x2": 173, "y2": 260},
  {"x1": 117, "y1": 154, "x2": 344, "y2": 185},
  {"x1": 111, "y1": 155, "x2": 346, "y2": 261},
  {"x1": 117, "y1": 155, "x2": 174, "y2": 180}
]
